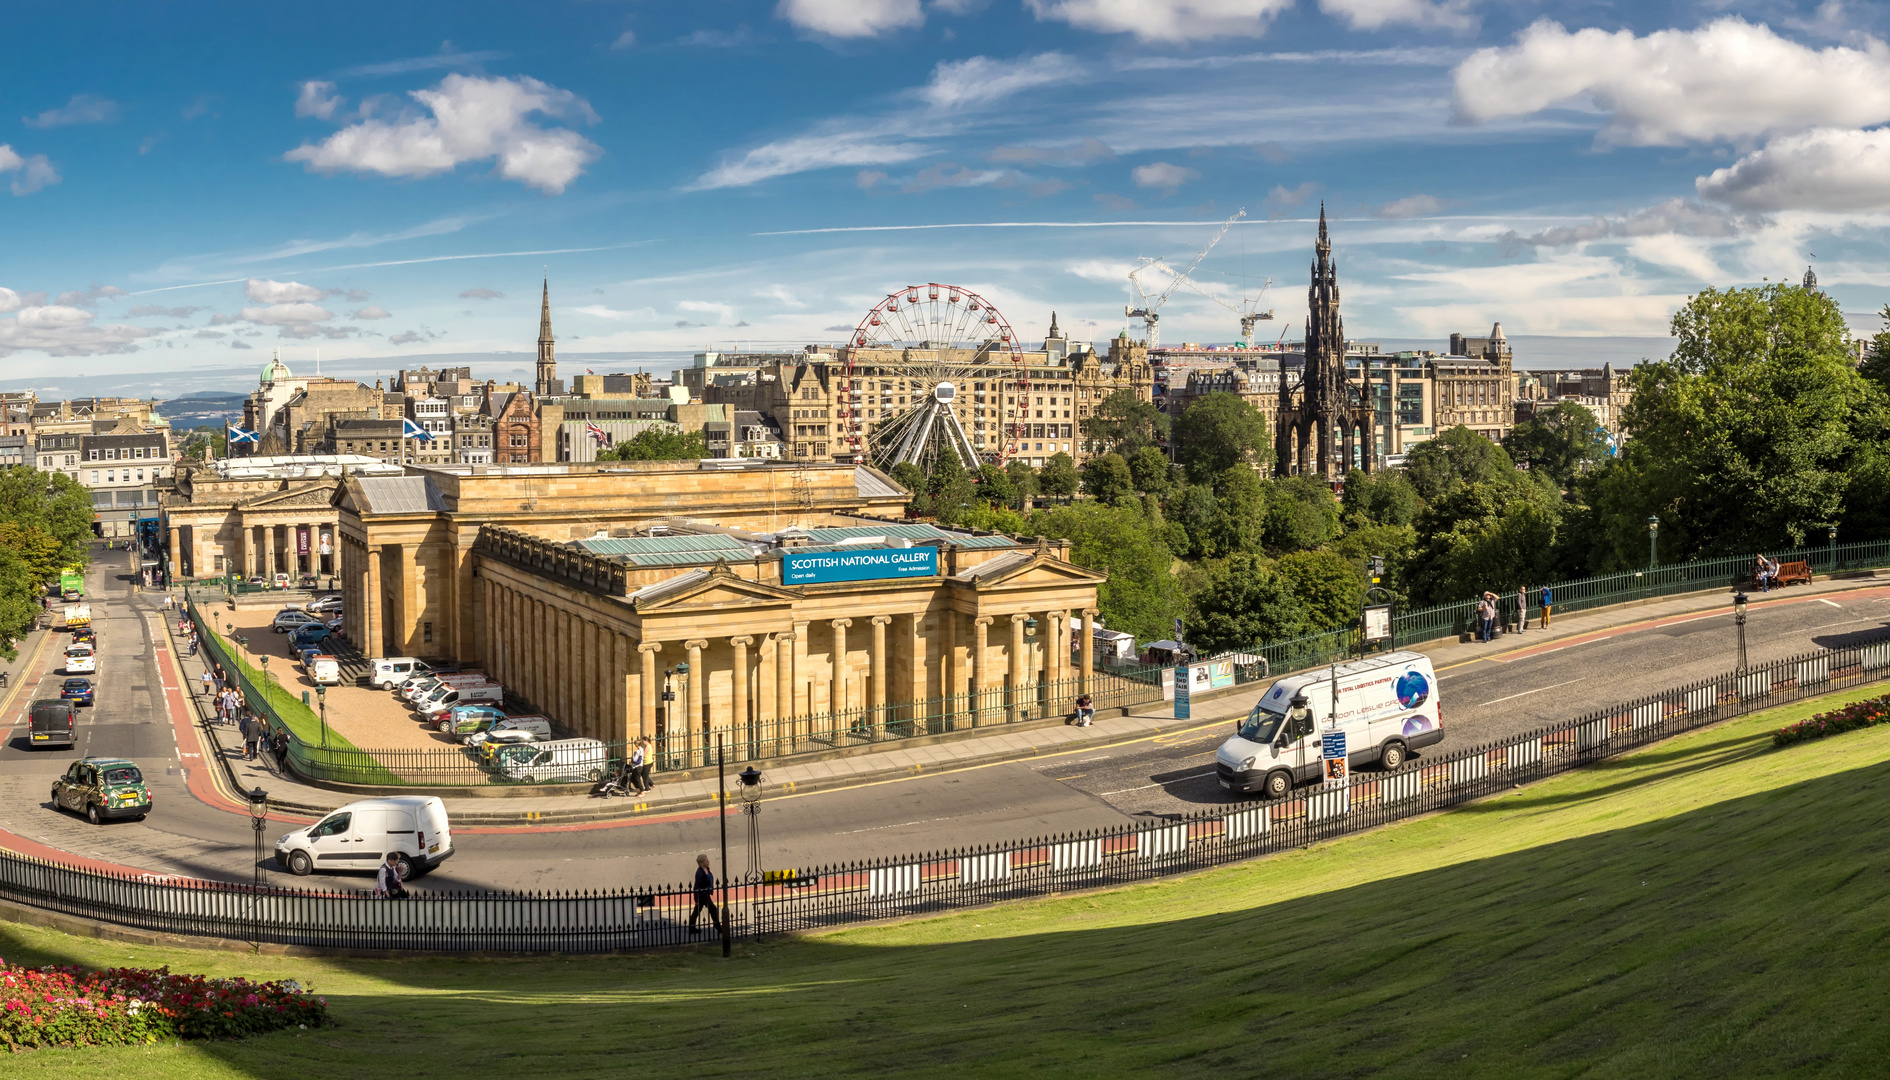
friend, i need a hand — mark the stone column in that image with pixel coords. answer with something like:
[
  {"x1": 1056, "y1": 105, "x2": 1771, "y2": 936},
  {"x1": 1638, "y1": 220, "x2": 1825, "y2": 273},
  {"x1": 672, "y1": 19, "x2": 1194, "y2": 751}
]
[
  {"x1": 829, "y1": 619, "x2": 852, "y2": 731},
  {"x1": 942, "y1": 611, "x2": 957, "y2": 728},
  {"x1": 638, "y1": 642, "x2": 663, "y2": 740},
  {"x1": 168, "y1": 526, "x2": 183, "y2": 579},
  {"x1": 1079, "y1": 607, "x2": 1096, "y2": 696},
  {"x1": 730, "y1": 635, "x2": 753, "y2": 758},
  {"x1": 972, "y1": 616, "x2": 992, "y2": 726},
  {"x1": 685, "y1": 639, "x2": 708, "y2": 761},
  {"x1": 365, "y1": 545, "x2": 383, "y2": 658},
  {"x1": 869, "y1": 615, "x2": 891, "y2": 729},
  {"x1": 774, "y1": 629, "x2": 795, "y2": 738},
  {"x1": 1047, "y1": 611, "x2": 1064, "y2": 690},
  {"x1": 1009, "y1": 613, "x2": 1028, "y2": 723},
  {"x1": 904, "y1": 611, "x2": 924, "y2": 727}
]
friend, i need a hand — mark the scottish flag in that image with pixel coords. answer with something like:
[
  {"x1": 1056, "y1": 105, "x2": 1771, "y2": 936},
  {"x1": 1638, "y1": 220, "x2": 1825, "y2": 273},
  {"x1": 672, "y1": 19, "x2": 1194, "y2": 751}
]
[
  {"x1": 226, "y1": 425, "x2": 260, "y2": 445},
  {"x1": 402, "y1": 418, "x2": 436, "y2": 442}
]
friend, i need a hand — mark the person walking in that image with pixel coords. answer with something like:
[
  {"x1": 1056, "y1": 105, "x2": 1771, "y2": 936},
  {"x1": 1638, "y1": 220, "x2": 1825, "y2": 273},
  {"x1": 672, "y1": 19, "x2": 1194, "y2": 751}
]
[
  {"x1": 1516, "y1": 585, "x2": 1529, "y2": 633},
  {"x1": 244, "y1": 715, "x2": 262, "y2": 762},
  {"x1": 374, "y1": 852, "x2": 406, "y2": 899},
  {"x1": 633, "y1": 736, "x2": 654, "y2": 794},
  {"x1": 1540, "y1": 583, "x2": 1553, "y2": 628},
  {"x1": 1477, "y1": 592, "x2": 1497, "y2": 643},
  {"x1": 688, "y1": 853, "x2": 723, "y2": 937},
  {"x1": 627, "y1": 738, "x2": 649, "y2": 794},
  {"x1": 200, "y1": 669, "x2": 214, "y2": 697}
]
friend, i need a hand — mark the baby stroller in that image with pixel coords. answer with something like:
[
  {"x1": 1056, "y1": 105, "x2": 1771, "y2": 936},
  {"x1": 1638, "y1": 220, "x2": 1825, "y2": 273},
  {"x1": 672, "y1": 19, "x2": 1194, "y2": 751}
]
[{"x1": 592, "y1": 759, "x2": 634, "y2": 799}]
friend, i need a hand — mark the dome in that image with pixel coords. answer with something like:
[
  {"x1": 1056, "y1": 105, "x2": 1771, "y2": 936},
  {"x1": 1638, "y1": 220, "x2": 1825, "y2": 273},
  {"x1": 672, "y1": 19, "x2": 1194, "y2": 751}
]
[{"x1": 261, "y1": 352, "x2": 292, "y2": 384}]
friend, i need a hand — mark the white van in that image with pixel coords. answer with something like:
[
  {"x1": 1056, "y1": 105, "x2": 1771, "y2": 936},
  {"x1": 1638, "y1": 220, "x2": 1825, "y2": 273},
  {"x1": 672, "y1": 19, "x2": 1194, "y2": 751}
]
[
  {"x1": 403, "y1": 672, "x2": 487, "y2": 704},
  {"x1": 499, "y1": 738, "x2": 611, "y2": 784},
  {"x1": 1216, "y1": 651, "x2": 1443, "y2": 799},
  {"x1": 371, "y1": 657, "x2": 436, "y2": 690},
  {"x1": 463, "y1": 715, "x2": 553, "y2": 747},
  {"x1": 309, "y1": 655, "x2": 342, "y2": 685},
  {"x1": 418, "y1": 683, "x2": 503, "y2": 720},
  {"x1": 274, "y1": 796, "x2": 453, "y2": 878}
]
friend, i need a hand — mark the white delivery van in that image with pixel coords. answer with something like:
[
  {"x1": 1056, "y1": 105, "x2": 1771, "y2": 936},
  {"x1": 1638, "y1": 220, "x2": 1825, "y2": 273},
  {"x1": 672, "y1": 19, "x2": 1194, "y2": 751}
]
[
  {"x1": 274, "y1": 796, "x2": 453, "y2": 879},
  {"x1": 371, "y1": 657, "x2": 438, "y2": 690},
  {"x1": 498, "y1": 738, "x2": 611, "y2": 784},
  {"x1": 463, "y1": 715, "x2": 553, "y2": 747},
  {"x1": 402, "y1": 672, "x2": 486, "y2": 704},
  {"x1": 1216, "y1": 650, "x2": 1443, "y2": 799},
  {"x1": 418, "y1": 682, "x2": 504, "y2": 720},
  {"x1": 309, "y1": 655, "x2": 342, "y2": 685}
]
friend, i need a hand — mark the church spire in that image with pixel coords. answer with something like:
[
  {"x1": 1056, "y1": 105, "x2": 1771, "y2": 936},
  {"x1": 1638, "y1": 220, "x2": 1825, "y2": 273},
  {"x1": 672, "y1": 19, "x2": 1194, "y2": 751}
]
[
  {"x1": 538, "y1": 278, "x2": 554, "y2": 343},
  {"x1": 535, "y1": 279, "x2": 557, "y2": 396}
]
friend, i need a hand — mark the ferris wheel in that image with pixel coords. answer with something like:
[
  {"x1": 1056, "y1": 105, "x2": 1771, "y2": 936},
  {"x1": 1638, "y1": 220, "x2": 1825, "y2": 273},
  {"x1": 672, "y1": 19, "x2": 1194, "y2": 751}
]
[{"x1": 840, "y1": 283, "x2": 1028, "y2": 472}]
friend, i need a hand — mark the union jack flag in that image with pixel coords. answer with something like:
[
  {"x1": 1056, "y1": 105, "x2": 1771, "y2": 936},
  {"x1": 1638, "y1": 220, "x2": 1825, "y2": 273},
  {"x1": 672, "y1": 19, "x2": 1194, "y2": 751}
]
[{"x1": 586, "y1": 421, "x2": 612, "y2": 447}]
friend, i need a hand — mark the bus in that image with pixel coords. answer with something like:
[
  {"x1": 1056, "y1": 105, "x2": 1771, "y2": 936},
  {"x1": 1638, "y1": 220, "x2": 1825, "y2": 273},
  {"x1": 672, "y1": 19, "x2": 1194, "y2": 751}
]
[{"x1": 58, "y1": 567, "x2": 83, "y2": 601}]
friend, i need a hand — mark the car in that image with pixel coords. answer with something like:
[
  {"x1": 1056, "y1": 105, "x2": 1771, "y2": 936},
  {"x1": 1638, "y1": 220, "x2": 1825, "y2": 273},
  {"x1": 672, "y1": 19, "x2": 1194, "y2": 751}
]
[
  {"x1": 272, "y1": 609, "x2": 321, "y2": 633},
  {"x1": 60, "y1": 678, "x2": 94, "y2": 707},
  {"x1": 70, "y1": 626, "x2": 96, "y2": 645},
  {"x1": 64, "y1": 646, "x2": 96, "y2": 675},
  {"x1": 273, "y1": 796, "x2": 453, "y2": 878},
  {"x1": 28, "y1": 699, "x2": 78, "y2": 749},
  {"x1": 61, "y1": 588, "x2": 82, "y2": 602},
  {"x1": 324, "y1": 615, "x2": 344, "y2": 631},
  {"x1": 51, "y1": 757, "x2": 150, "y2": 824},
  {"x1": 273, "y1": 572, "x2": 291, "y2": 589},
  {"x1": 305, "y1": 594, "x2": 344, "y2": 615}
]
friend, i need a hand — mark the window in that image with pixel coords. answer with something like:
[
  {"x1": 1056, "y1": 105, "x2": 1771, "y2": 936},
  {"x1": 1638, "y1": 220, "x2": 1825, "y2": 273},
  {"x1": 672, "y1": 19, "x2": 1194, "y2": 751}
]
[
  {"x1": 90, "y1": 471, "x2": 99, "y2": 483},
  {"x1": 105, "y1": 470, "x2": 114, "y2": 483},
  {"x1": 136, "y1": 469, "x2": 144, "y2": 482},
  {"x1": 87, "y1": 449, "x2": 99, "y2": 461}
]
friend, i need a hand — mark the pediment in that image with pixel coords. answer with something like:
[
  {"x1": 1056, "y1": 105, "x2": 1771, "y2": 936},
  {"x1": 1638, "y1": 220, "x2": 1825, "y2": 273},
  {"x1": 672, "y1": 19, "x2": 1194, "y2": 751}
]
[
  {"x1": 631, "y1": 568, "x2": 799, "y2": 611},
  {"x1": 958, "y1": 553, "x2": 1105, "y2": 589}
]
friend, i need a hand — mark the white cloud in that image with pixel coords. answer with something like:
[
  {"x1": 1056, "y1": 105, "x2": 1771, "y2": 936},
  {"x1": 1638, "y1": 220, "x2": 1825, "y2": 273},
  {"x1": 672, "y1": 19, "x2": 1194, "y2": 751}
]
[
  {"x1": 246, "y1": 278, "x2": 330, "y2": 303},
  {"x1": 459, "y1": 287, "x2": 504, "y2": 299},
  {"x1": 920, "y1": 53, "x2": 1084, "y2": 110},
  {"x1": 335, "y1": 46, "x2": 510, "y2": 79},
  {"x1": 1024, "y1": 0, "x2": 1295, "y2": 43},
  {"x1": 1696, "y1": 127, "x2": 1890, "y2": 212},
  {"x1": 1130, "y1": 161, "x2": 1198, "y2": 191},
  {"x1": 15, "y1": 305, "x2": 92, "y2": 329},
  {"x1": 284, "y1": 74, "x2": 601, "y2": 195},
  {"x1": 1375, "y1": 194, "x2": 1445, "y2": 218},
  {"x1": 611, "y1": 30, "x2": 636, "y2": 50},
  {"x1": 678, "y1": 300, "x2": 736, "y2": 324},
  {"x1": 22, "y1": 94, "x2": 118, "y2": 128},
  {"x1": 1496, "y1": 198, "x2": 1741, "y2": 251},
  {"x1": 0, "y1": 288, "x2": 20, "y2": 313},
  {"x1": 237, "y1": 303, "x2": 334, "y2": 326},
  {"x1": 776, "y1": 0, "x2": 922, "y2": 38},
  {"x1": 1454, "y1": 18, "x2": 1890, "y2": 146},
  {"x1": 0, "y1": 305, "x2": 153, "y2": 357},
  {"x1": 1320, "y1": 0, "x2": 1477, "y2": 32},
  {"x1": 693, "y1": 130, "x2": 929, "y2": 190},
  {"x1": 759, "y1": 284, "x2": 808, "y2": 307},
  {"x1": 0, "y1": 144, "x2": 59, "y2": 196},
  {"x1": 295, "y1": 81, "x2": 345, "y2": 120},
  {"x1": 350, "y1": 305, "x2": 392, "y2": 319}
]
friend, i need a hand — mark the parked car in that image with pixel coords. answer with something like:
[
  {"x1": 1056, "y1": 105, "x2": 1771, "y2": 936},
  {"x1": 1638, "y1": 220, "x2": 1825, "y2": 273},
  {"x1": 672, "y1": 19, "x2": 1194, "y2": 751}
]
[
  {"x1": 28, "y1": 699, "x2": 78, "y2": 749},
  {"x1": 272, "y1": 609, "x2": 321, "y2": 633},
  {"x1": 371, "y1": 657, "x2": 448, "y2": 690},
  {"x1": 63, "y1": 646, "x2": 96, "y2": 675},
  {"x1": 478, "y1": 727, "x2": 551, "y2": 766},
  {"x1": 463, "y1": 715, "x2": 553, "y2": 747},
  {"x1": 273, "y1": 572, "x2": 291, "y2": 589},
  {"x1": 305, "y1": 594, "x2": 344, "y2": 615},
  {"x1": 417, "y1": 682, "x2": 503, "y2": 720},
  {"x1": 273, "y1": 796, "x2": 454, "y2": 879},
  {"x1": 440, "y1": 703, "x2": 507, "y2": 734},
  {"x1": 291, "y1": 624, "x2": 332, "y2": 650},
  {"x1": 308, "y1": 655, "x2": 342, "y2": 686},
  {"x1": 403, "y1": 672, "x2": 487, "y2": 704},
  {"x1": 51, "y1": 757, "x2": 150, "y2": 824},
  {"x1": 60, "y1": 678, "x2": 94, "y2": 707},
  {"x1": 497, "y1": 738, "x2": 612, "y2": 784}
]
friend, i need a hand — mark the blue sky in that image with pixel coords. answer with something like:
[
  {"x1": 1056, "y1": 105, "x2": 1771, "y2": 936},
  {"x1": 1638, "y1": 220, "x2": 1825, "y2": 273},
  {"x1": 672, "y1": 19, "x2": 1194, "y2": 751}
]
[{"x1": 5, "y1": 0, "x2": 1890, "y2": 385}]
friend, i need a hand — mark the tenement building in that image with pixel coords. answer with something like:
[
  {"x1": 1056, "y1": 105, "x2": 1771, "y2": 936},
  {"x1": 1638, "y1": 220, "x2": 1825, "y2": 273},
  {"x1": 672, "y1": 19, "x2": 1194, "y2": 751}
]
[{"x1": 333, "y1": 461, "x2": 1108, "y2": 750}]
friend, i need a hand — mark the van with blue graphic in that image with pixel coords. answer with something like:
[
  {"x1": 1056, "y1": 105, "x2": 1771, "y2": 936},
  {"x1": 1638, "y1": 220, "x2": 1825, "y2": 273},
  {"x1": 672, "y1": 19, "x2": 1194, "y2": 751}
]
[{"x1": 1215, "y1": 651, "x2": 1443, "y2": 799}]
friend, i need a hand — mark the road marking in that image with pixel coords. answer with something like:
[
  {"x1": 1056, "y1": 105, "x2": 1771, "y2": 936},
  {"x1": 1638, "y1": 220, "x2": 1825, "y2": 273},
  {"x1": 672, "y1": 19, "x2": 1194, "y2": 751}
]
[
  {"x1": 1054, "y1": 774, "x2": 1086, "y2": 780},
  {"x1": 1097, "y1": 767, "x2": 1216, "y2": 796},
  {"x1": 1478, "y1": 677, "x2": 1586, "y2": 708},
  {"x1": 1817, "y1": 599, "x2": 1842, "y2": 608}
]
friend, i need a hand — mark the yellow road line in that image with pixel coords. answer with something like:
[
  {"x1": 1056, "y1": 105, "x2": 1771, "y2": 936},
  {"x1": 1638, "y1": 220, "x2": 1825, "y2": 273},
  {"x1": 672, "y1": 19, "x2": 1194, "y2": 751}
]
[{"x1": 0, "y1": 628, "x2": 49, "y2": 721}]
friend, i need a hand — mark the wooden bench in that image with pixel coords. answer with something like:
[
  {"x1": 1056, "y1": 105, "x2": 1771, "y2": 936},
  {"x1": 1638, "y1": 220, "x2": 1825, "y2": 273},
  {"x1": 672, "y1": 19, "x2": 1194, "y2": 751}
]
[{"x1": 1754, "y1": 560, "x2": 1813, "y2": 589}]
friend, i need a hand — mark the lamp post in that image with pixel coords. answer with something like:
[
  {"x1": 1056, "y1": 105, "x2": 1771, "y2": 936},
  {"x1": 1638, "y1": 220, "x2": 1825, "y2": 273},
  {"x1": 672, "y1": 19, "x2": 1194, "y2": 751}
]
[
  {"x1": 316, "y1": 684, "x2": 328, "y2": 748},
  {"x1": 1647, "y1": 515, "x2": 1659, "y2": 569},
  {"x1": 674, "y1": 662, "x2": 692, "y2": 765},
  {"x1": 738, "y1": 765, "x2": 765, "y2": 882},
  {"x1": 259, "y1": 653, "x2": 271, "y2": 705},
  {"x1": 1828, "y1": 525, "x2": 1839, "y2": 570},
  {"x1": 246, "y1": 785, "x2": 268, "y2": 946},
  {"x1": 1733, "y1": 591, "x2": 1749, "y2": 671},
  {"x1": 660, "y1": 667, "x2": 676, "y2": 767}
]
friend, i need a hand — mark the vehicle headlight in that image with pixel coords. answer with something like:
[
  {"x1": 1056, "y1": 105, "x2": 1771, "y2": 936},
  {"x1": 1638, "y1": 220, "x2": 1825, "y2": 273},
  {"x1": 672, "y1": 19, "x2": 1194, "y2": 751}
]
[{"x1": 1239, "y1": 756, "x2": 1257, "y2": 771}]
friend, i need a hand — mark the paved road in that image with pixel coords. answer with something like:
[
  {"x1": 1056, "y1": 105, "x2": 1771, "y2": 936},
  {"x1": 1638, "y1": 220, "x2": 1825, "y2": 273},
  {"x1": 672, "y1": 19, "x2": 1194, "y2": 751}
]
[{"x1": 7, "y1": 546, "x2": 1885, "y2": 892}]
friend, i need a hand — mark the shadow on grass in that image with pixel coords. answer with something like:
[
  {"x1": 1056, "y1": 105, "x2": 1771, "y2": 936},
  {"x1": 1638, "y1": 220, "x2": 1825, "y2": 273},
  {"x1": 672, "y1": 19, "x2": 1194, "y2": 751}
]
[{"x1": 7, "y1": 736, "x2": 1890, "y2": 1078}]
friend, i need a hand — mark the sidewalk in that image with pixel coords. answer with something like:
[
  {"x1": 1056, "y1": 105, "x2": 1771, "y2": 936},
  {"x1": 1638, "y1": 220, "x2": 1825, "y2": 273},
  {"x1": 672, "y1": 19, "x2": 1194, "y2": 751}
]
[{"x1": 159, "y1": 572, "x2": 1888, "y2": 828}]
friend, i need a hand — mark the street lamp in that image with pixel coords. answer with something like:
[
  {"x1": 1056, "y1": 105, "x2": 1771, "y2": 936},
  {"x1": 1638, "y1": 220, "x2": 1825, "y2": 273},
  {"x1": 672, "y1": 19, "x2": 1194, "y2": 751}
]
[
  {"x1": 246, "y1": 785, "x2": 268, "y2": 945},
  {"x1": 738, "y1": 765, "x2": 765, "y2": 882},
  {"x1": 1024, "y1": 615, "x2": 1038, "y2": 638},
  {"x1": 316, "y1": 684, "x2": 328, "y2": 748},
  {"x1": 1733, "y1": 591, "x2": 1749, "y2": 671},
  {"x1": 1647, "y1": 515, "x2": 1660, "y2": 569},
  {"x1": 1828, "y1": 525, "x2": 1839, "y2": 570},
  {"x1": 674, "y1": 662, "x2": 693, "y2": 765}
]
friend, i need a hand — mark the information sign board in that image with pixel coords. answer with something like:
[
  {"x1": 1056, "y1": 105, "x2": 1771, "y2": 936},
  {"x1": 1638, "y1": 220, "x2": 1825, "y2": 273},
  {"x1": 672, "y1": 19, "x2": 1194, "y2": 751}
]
[{"x1": 782, "y1": 546, "x2": 937, "y2": 585}]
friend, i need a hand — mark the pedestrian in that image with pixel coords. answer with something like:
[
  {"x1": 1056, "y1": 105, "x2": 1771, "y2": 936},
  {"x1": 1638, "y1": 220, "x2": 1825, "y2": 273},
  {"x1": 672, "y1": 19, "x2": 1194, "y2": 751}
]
[
  {"x1": 633, "y1": 735, "x2": 654, "y2": 793},
  {"x1": 1516, "y1": 584, "x2": 1529, "y2": 633},
  {"x1": 164, "y1": 594, "x2": 173, "y2": 611},
  {"x1": 200, "y1": 669, "x2": 213, "y2": 697},
  {"x1": 1073, "y1": 692, "x2": 1094, "y2": 727},
  {"x1": 374, "y1": 852, "x2": 406, "y2": 899},
  {"x1": 627, "y1": 738, "x2": 649, "y2": 794},
  {"x1": 1477, "y1": 592, "x2": 1497, "y2": 643},
  {"x1": 688, "y1": 853, "x2": 723, "y2": 937},
  {"x1": 1541, "y1": 584, "x2": 1553, "y2": 628}
]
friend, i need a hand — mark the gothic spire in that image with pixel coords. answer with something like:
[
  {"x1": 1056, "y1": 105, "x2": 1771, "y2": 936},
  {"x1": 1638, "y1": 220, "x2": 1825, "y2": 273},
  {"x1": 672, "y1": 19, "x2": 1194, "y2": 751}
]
[
  {"x1": 1048, "y1": 310, "x2": 1061, "y2": 339},
  {"x1": 538, "y1": 278, "x2": 554, "y2": 343}
]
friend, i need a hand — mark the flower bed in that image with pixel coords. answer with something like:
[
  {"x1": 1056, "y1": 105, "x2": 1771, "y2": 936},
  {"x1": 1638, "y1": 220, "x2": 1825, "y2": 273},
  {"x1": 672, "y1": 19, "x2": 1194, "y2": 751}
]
[
  {"x1": 0, "y1": 959, "x2": 326, "y2": 1051},
  {"x1": 1772, "y1": 693, "x2": 1890, "y2": 748}
]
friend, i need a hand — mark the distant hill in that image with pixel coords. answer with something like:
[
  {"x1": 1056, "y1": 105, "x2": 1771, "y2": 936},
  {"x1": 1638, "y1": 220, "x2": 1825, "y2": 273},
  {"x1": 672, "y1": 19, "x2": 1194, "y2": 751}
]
[{"x1": 160, "y1": 391, "x2": 247, "y2": 430}]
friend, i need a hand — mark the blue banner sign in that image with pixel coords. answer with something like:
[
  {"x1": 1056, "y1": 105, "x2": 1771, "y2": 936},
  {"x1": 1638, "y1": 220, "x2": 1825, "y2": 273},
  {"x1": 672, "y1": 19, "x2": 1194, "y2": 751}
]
[{"x1": 783, "y1": 546, "x2": 938, "y2": 585}]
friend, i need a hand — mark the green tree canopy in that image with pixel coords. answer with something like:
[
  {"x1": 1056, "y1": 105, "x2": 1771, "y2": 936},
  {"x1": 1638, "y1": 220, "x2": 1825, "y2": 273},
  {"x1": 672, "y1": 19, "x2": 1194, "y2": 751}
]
[
  {"x1": 1004, "y1": 458, "x2": 1039, "y2": 507},
  {"x1": 1403, "y1": 481, "x2": 1564, "y2": 606},
  {"x1": 1029, "y1": 501, "x2": 1181, "y2": 642},
  {"x1": 888, "y1": 461, "x2": 925, "y2": 495},
  {"x1": 1340, "y1": 468, "x2": 1420, "y2": 529},
  {"x1": 1080, "y1": 390, "x2": 1169, "y2": 459},
  {"x1": 1274, "y1": 549, "x2": 1367, "y2": 633},
  {"x1": 974, "y1": 463, "x2": 1018, "y2": 509},
  {"x1": 1038, "y1": 452, "x2": 1079, "y2": 501},
  {"x1": 925, "y1": 448, "x2": 976, "y2": 524},
  {"x1": 0, "y1": 468, "x2": 93, "y2": 660},
  {"x1": 1404, "y1": 426, "x2": 1517, "y2": 502},
  {"x1": 1503, "y1": 401, "x2": 1606, "y2": 488},
  {"x1": 1263, "y1": 475, "x2": 1341, "y2": 552},
  {"x1": 1080, "y1": 452, "x2": 1134, "y2": 504},
  {"x1": 1184, "y1": 554, "x2": 1312, "y2": 656},
  {"x1": 1128, "y1": 445, "x2": 1176, "y2": 498},
  {"x1": 1207, "y1": 467, "x2": 1269, "y2": 558},
  {"x1": 1172, "y1": 392, "x2": 1269, "y2": 481},
  {"x1": 595, "y1": 427, "x2": 708, "y2": 462}
]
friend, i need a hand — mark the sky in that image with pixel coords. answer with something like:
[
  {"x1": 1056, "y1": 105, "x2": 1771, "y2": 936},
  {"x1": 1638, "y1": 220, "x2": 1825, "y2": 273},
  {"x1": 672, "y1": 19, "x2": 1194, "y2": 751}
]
[{"x1": 5, "y1": 0, "x2": 1890, "y2": 389}]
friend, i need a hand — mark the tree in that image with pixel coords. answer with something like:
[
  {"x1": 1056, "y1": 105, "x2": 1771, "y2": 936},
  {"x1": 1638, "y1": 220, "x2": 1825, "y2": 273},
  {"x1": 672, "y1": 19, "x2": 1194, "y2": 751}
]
[
  {"x1": 1080, "y1": 452, "x2": 1134, "y2": 504},
  {"x1": 1275, "y1": 549, "x2": 1367, "y2": 633},
  {"x1": 1263, "y1": 475, "x2": 1341, "y2": 553},
  {"x1": 1128, "y1": 445, "x2": 1176, "y2": 498},
  {"x1": 1403, "y1": 426, "x2": 1517, "y2": 502},
  {"x1": 889, "y1": 462, "x2": 925, "y2": 495},
  {"x1": 1038, "y1": 453, "x2": 1079, "y2": 502},
  {"x1": 1862, "y1": 305, "x2": 1890, "y2": 394},
  {"x1": 1004, "y1": 458, "x2": 1039, "y2": 508},
  {"x1": 1081, "y1": 390, "x2": 1169, "y2": 459},
  {"x1": 1503, "y1": 401, "x2": 1605, "y2": 488},
  {"x1": 925, "y1": 448, "x2": 976, "y2": 524},
  {"x1": 595, "y1": 427, "x2": 708, "y2": 461},
  {"x1": 1207, "y1": 466, "x2": 1269, "y2": 558},
  {"x1": 1340, "y1": 468, "x2": 1420, "y2": 528},
  {"x1": 1589, "y1": 283, "x2": 1879, "y2": 561},
  {"x1": 974, "y1": 463, "x2": 1018, "y2": 509},
  {"x1": 0, "y1": 468, "x2": 93, "y2": 660},
  {"x1": 1403, "y1": 481, "x2": 1564, "y2": 606},
  {"x1": 1029, "y1": 501, "x2": 1181, "y2": 642},
  {"x1": 1172, "y1": 391, "x2": 1269, "y2": 481},
  {"x1": 1185, "y1": 554, "x2": 1312, "y2": 656}
]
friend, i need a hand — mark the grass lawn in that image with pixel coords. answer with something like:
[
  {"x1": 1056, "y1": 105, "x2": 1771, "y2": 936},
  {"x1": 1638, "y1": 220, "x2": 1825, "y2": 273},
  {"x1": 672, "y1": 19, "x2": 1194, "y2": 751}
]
[{"x1": 7, "y1": 685, "x2": 1890, "y2": 1078}]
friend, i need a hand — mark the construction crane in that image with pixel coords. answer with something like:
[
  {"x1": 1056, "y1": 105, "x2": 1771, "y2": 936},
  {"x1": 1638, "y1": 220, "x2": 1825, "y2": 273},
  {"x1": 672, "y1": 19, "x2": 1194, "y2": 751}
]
[
  {"x1": 1183, "y1": 274, "x2": 1275, "y2": 346},
  {"x1": 1125, "y1": 208, "x2": 1245, "y2": 349}
]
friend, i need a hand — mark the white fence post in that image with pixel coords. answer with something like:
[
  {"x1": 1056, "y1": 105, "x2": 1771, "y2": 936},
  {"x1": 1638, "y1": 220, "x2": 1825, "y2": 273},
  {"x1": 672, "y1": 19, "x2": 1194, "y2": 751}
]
[
  {"x1": 1382, "y1": 768, "x2": 1422, "y2": 804},
  {"x1": 868, "y1": 864, "x2": 920, "y2": 900},
  {"x1": 1740, "y1": 671, "x2": 1772, "y2": 699},
  {"x1": 1686, "y1": 686, "x2": 1715, "y2": 714},
  {"x1": 1509, "y1": 737, "x2": 1542, "y2": 769},
  {"x1": 1864, "y1": 644, "x2": 1890, "y2": 671},
  {"x1": 1632, "y1": 702, "x2": 1661, "y2": 731},
  {"x1": 1223, "y1": 806, "x2": 1269, "y2": 841},
  {"x1": 1799, "y1": 657, "x2": 1829, "y2": 686},
  {"x1": 1137, "y1": 824, "x2": 1189, "y2": 861},
  {"x1": 959, "y1": 852, "x2": 1013, "y2": 886},
  {"x1": 1050, "y1": 839, "x2": 1102, "y2": 871},
  {"x1": 1575, "y1": 717, "x2": 1608, "y2": 751},
  {"x1": 1307, "y1": 787, "x2": 1350, "y2": 823}
]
